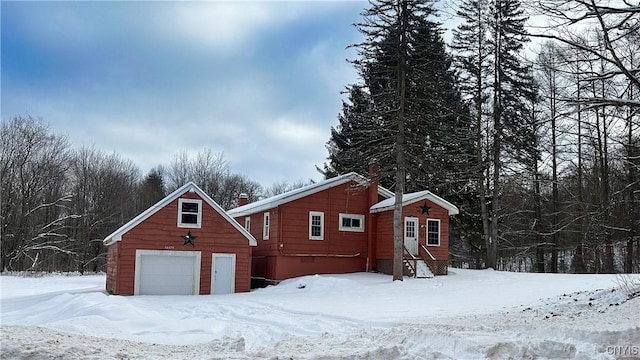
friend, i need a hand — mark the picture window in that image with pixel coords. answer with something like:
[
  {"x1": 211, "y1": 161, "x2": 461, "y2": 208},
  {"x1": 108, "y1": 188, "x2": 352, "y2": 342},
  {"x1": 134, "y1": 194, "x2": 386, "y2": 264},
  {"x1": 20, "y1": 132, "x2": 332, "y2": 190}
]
[{"x1": 338, "y1": 213, "x2": 365, "y2": 232}]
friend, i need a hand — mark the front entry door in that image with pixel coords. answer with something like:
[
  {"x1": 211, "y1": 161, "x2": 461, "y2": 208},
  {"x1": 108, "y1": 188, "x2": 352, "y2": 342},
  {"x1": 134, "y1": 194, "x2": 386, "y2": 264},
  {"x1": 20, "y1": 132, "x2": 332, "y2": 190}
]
[
  {"x1": 212, "y1": 254, "x2": 235, "y2": 295},
  {"x1": 404, "y1": 217, "x2": 419, "y2": 255}
]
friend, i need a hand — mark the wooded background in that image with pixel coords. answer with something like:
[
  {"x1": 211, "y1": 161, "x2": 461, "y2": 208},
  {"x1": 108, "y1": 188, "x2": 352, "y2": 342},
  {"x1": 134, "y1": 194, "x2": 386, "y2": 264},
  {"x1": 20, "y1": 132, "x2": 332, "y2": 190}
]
[{"x1": 1, "y1": 0, "x2": 638, "y2": 274}]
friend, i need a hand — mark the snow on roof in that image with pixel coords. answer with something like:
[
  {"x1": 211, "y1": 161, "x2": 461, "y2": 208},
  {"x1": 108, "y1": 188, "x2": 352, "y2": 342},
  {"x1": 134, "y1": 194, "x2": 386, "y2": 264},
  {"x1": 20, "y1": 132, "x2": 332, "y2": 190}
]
[
  {"x1": 228, "y1": 172, "x2": 394, "y2": 217},
  {"x1": 103, "y1": 182, "x2": 257, "y2": 247},
  {"x1": 370, "y1": 190, "x2": 459, "y2": 215}
]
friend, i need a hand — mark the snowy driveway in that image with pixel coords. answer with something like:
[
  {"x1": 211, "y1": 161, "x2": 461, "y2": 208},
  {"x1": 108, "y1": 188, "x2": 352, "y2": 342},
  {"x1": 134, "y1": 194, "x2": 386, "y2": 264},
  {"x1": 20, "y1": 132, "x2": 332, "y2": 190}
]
[{"x1": 1, "y1": 270, "x2": 638, "y2": 359}]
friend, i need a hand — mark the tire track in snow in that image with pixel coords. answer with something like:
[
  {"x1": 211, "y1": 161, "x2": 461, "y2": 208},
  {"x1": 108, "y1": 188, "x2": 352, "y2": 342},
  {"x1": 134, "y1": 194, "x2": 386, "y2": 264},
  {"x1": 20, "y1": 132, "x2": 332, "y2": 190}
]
[{"x1": 146, "y1": 300, "x2": 392, "y2": 348}]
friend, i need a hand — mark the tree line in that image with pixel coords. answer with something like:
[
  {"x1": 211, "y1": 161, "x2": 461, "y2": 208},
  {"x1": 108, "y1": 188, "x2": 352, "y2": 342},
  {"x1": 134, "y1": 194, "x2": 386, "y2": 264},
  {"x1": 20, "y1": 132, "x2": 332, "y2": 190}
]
[
  {"x1": 2, "y1": 0, "x2": 638, "y2": 275},
  {"x1": 323, "y1": 0, "x2": 638, "y2": 274},
  {"x1": 0, "y1": 116, "x2": 311, "y2": 272}
]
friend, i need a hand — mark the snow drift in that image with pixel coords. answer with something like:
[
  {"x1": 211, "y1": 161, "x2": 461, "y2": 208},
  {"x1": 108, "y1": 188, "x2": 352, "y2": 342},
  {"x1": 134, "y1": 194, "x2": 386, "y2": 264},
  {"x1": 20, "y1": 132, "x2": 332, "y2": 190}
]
[{"x1": 1, "y1": 269, "x2": 638, "y2": 359}]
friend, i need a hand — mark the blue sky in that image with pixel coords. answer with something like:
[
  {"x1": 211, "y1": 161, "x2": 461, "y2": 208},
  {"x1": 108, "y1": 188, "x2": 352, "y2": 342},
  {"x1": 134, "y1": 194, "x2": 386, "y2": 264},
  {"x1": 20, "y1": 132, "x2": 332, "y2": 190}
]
[{"x1": 1, "y1": 1, "x2": 367, "y2": 186}]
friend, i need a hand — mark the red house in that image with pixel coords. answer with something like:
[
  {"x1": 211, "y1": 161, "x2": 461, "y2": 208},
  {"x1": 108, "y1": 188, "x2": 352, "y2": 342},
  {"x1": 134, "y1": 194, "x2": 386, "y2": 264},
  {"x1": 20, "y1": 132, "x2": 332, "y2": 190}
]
[
  {"x1": 103, "y1": 182, "x2": 256, "y2": 295},
  {"x1": 370, "y1": 190, "x2": 460, "y2": 276},
  {"x1": 228, "y1": 167, "x2": 459, "y2": 283}
]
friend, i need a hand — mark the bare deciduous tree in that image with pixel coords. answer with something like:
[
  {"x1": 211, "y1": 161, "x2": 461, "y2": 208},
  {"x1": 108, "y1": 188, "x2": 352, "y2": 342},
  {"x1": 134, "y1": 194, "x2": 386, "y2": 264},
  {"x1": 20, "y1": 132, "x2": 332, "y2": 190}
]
[
  {"x1": 165, "y1": 148, "x2": 263, "y2": 209},
  {"x1": 530, "y1": 0, "x2": 640, "y2": 108},
  {"x1": 1, "y1": 116, "x2": 73, "y2": 271}
]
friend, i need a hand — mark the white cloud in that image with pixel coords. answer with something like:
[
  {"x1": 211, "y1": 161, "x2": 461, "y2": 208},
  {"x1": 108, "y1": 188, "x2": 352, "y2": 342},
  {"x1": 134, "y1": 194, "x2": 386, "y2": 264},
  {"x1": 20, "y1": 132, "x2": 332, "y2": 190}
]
[
  {"x1": 265, "y1": 116, "x2": 326, "y2": 147},
  {"x1": 2, "y1": 1, "x2": 365, "y2": 187},
  {"x1": 156, "y1": 2, "x2": 303, "y2": 52},
  {"x1": 301, "y1": 40, "x2": 359, "y2": 96}
]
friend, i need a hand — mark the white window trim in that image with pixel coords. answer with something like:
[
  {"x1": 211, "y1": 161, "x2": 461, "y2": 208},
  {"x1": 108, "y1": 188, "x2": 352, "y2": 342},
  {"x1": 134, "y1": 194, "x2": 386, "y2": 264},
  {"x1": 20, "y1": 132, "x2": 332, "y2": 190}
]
[
  {"x1": 263, "y1": 212, "x2": 270, "y2": 240},
  {"x1": 178, "y1": 199, "x2": 202, "y2": 228},
  {"x1": 338, "y1": 213, "x2": 365, "y2": 232},
  {"x1": 244, "y1": 217, "x2": 251, "y2": 232},
  {"x1": 427, "y1": 218, "x2": 441, "y2": 246},
  {"x1": 309, "y1": 211, "x2": 325, "y2": 240},
  {"x1": 134, "y1": 250, "x2": 201, "y2": 295}
]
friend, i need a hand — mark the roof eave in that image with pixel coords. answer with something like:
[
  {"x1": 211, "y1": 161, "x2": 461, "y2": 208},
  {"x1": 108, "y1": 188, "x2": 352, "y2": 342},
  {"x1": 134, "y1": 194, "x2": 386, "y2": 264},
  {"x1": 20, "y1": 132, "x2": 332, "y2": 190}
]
[
  {"x1": 377, "y1": 187, "x2": 394, "y2": 198},
  {"x1": 102, "y1": 182, "x2": 257, "y2": 247},
  {"x1": 228, "y1": 173, "x2": 366, "y2": 217},
  {"x1": 228, "y1": 201, "x2": 278, "y2": 218},
  {"x1": 188, "y1": 185, "x2": 258, "y2": 246},
  {"x1": 370, "y1": 192, "x2": 460, "y2": 216}
]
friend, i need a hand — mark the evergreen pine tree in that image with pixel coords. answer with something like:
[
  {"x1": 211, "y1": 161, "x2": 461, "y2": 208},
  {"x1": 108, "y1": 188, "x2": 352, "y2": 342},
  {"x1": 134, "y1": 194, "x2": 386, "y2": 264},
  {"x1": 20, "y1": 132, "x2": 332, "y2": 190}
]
[
  {"x1": 487, "y1": 0, "x2": 537, "y2": 268},
  {"x1": 323, "y1": 85, "x2": 379, "y2": 180},
  {"x1": 452, "y1": 0, "x2": 537, "y2": 268},
  {"x1": 323, "y1": 0, "x2": 474, "y2": 278},
  {"x1": 325, "y1": 0, "x2": 473, "y2": 192},
  {"x1": 451, "y1": 0, "x2": 493, "y2": 265}
]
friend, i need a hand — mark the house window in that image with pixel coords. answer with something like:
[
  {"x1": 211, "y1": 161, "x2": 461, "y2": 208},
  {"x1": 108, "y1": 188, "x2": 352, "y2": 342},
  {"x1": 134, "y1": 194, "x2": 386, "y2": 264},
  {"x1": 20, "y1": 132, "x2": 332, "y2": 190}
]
[
  {"x1": 244, "y1": 217, "x2": 251, "y2": 232},
  {"x1": 178, "y1": 199, "x2": 202, "y2": 228},
  {"x1": 427, "y1": 219, "x2": 440, "y2": 246},
  {"x1": 309, "y1": 211, "x2": 324, "y2": 240},
  {"x1": 405, "y1": 219, "x2": 416, "y2": 239},
  {"x1": 339, "y1": 213, "x2": 365, "y2": 232},
  {"x1": 263, "y1": 212, "x2": 270, "y2": 240}
]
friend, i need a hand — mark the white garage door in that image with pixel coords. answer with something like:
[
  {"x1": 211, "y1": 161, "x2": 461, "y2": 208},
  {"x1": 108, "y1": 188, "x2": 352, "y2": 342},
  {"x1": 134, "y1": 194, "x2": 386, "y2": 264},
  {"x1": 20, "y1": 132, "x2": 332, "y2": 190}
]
[{"x1": 135, "y1": 250, "x2": 201, "y2": 295}]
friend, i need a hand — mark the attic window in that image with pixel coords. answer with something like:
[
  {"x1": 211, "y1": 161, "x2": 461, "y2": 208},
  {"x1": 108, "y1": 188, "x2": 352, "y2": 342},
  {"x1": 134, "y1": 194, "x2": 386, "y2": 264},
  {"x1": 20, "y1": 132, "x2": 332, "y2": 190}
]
[
  {"x1": 178, "y1": 199, "x2": 202, "y2": 228},
  {"x1": 338, "y1": 213, "x2": 364, "y2": 232}
]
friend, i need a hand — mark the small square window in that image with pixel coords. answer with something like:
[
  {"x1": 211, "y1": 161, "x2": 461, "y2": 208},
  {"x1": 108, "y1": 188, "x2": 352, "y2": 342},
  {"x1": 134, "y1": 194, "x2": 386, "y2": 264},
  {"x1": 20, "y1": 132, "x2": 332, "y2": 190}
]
[
  {"x1": 339, "y1": 213, "x2": 365, "y2": 232},
  {"x1": 178, "y1": 199, "x2": 202, "y2": 228}
]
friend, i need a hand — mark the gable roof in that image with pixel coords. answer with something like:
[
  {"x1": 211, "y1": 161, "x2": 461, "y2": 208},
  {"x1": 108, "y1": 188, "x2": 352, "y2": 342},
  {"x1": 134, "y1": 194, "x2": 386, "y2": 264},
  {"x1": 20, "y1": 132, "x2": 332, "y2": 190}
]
[
  {"x1": 370, "y1": 190, "x2": 459, "y2": 216},
  {"x1": 103, "y1": 182, "x2": 257, "y2": 247},
  {"x1": 228, "y1": 172, "x2": 394, "y2": 217}
]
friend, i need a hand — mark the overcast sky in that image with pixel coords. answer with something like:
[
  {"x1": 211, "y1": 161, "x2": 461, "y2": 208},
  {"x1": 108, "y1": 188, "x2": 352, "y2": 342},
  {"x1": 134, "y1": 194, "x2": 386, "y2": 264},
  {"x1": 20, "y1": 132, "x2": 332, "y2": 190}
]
[{"x1": 1, "y1": 1, "x2": 369, "y2": 186}]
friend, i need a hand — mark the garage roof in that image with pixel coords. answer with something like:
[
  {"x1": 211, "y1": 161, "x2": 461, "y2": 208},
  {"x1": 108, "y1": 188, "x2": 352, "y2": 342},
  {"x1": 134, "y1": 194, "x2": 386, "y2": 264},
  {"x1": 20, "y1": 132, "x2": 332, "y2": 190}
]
[{"x1": 103, "y1": 182, "x2": 257, "y2": 246}]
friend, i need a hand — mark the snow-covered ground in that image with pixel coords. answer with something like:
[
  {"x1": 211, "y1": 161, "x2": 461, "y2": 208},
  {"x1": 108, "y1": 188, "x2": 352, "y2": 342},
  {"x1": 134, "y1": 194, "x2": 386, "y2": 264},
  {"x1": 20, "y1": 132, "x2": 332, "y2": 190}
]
[{"x1": 1, "y1": 269, "x2": 639, "y2": 359}]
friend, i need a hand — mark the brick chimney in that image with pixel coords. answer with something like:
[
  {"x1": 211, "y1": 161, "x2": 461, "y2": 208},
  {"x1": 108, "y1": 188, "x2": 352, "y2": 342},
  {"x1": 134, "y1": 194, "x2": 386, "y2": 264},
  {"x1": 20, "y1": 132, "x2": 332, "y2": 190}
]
[{"x1": 238, "y1": 193, "x2": 249, "y2": 206}]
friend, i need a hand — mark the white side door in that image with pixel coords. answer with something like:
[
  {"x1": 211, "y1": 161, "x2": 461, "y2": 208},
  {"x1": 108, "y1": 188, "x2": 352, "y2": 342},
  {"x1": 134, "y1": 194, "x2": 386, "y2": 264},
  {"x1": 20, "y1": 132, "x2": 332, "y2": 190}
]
[
  {"x1": 211, "y1": 253, "x2": 236, "y2": 295},
  {"x1": 404, "y1": 217, "x2": 419, "y2": 256}
]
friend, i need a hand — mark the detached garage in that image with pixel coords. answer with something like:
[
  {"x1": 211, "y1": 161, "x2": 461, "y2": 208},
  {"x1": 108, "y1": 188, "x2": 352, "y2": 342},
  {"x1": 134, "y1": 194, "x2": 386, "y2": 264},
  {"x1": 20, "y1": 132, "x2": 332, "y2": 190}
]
[{"x1": 103, "y1": 182, "x2": 256, "y2": 295}]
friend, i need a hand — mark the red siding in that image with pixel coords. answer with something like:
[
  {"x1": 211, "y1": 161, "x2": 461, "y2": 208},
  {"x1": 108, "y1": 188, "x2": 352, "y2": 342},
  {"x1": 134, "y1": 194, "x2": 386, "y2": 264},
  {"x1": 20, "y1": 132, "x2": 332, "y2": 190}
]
[
  {"x1": 234, "y1": 180, "x2": 455, "y2": 281},
  {"x1": 273, "y1": 256, "x2": 366, "y2": 280},
  {"x1": 106, "y1": 242, "x2": 119, "y2": 294},
  {"x1": 241, "y1": 180, "x2": 372, "y2": 281},
  {"x1": 111, "y1": 192, "x2": 251, "y2": 295},
  {"x1": 375, "y1": 199, "x2": 451, "y2": 262}
]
